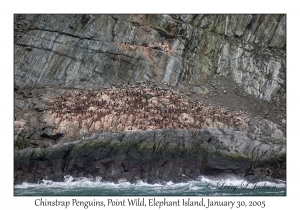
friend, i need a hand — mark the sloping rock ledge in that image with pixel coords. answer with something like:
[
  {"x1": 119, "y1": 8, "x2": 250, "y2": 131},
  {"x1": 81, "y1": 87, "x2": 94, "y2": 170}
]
[{"x1": 14, "y1": 128, "x2": 285, "y2": 185}]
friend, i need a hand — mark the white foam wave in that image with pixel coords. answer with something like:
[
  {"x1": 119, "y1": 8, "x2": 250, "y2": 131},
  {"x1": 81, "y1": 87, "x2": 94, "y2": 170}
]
[
  {"x1": 197, "y1": 174, "x2": 286, "y2": 189},
  {"x1": 15, "y1": 174, "x2": 286, "y2": 192}
]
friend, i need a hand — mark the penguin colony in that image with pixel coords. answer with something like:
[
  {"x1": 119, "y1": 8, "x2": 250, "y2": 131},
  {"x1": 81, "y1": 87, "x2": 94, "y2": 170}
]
[{"x1": 47, "y1": 83, "x2": 249, "y2": 136}]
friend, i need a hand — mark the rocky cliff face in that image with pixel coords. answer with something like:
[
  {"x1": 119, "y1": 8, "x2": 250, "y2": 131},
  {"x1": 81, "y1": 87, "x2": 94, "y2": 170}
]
[
  {"x1": 14, "y1": 14, "x2": 285, "y2": 101},
  {"x1": 14, "y1": 128, "x2": 285, "y2": 184},
  {"x1": 14, "y1": 14, "x2": 286, "y2": 184}
]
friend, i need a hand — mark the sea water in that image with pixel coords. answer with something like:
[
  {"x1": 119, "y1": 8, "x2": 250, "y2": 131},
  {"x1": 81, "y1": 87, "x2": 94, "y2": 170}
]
[{"x1": 14, "y1": 175, "x2": 286, "y2": 196}]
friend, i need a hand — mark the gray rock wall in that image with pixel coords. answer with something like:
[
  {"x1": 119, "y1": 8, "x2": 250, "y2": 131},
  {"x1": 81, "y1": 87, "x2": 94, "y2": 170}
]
[
  {"x1": 14, "y1": 128, "x2": 286, "y2": 184},
  {"x1": 14, "y1": 14, "x2": 285, "y2": 101},
  {"x1": 14, "y1": 14, "x2": 286, "y2": 184}
]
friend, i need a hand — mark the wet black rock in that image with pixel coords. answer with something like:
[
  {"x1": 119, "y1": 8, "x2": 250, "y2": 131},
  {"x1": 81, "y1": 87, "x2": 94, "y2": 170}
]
[{"x1": 14, "y1": 128, "x2": 285, "y2": 184}]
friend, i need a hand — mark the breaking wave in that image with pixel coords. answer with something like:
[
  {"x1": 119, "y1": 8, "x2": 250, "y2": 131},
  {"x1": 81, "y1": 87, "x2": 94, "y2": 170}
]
[{"x1": 14, "y1": 174, "x2": 286, "y2": 196}]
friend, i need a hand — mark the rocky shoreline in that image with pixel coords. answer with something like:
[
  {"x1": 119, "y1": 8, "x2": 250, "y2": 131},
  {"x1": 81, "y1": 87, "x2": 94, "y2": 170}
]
[
  {"x1": 14, "y1": 128, "x2": 285, "y2": 185},
  {"x1": 14, "y1": 14, "x2": 286, "y2": 186}
]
